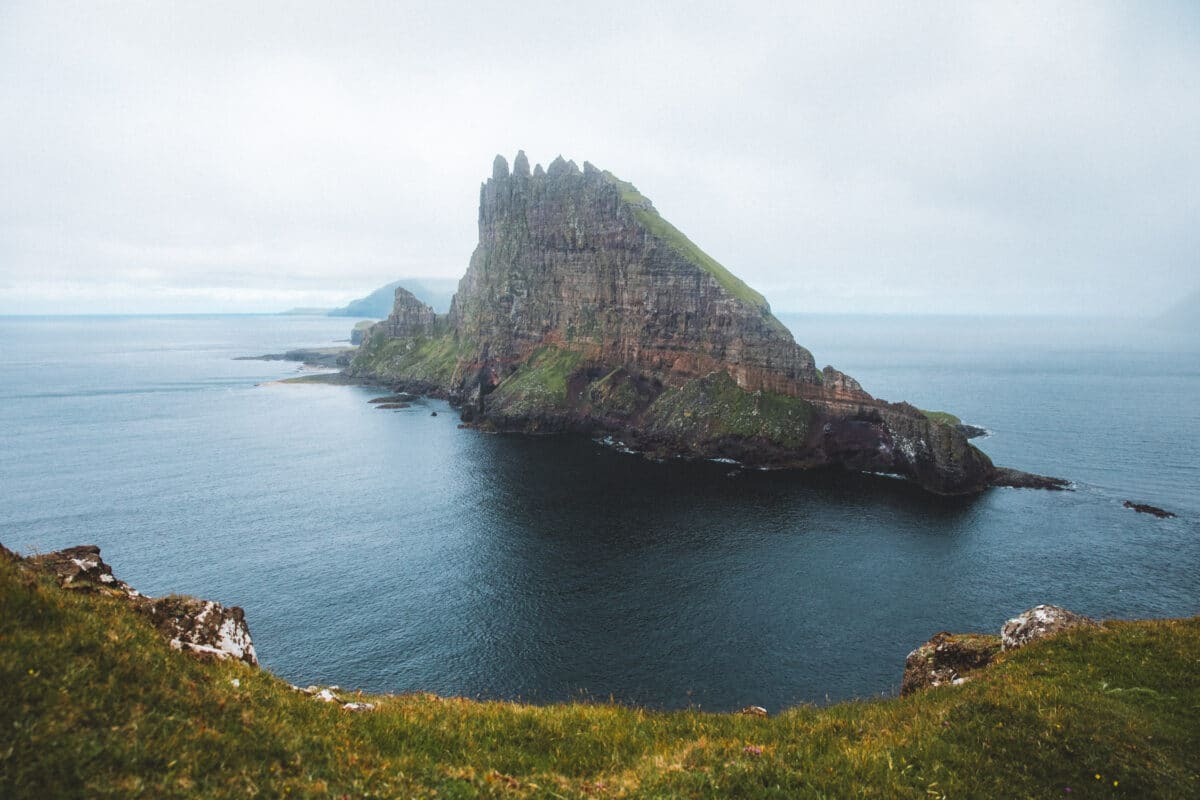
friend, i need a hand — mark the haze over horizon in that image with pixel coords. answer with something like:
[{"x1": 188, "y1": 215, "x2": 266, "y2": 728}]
[{"x1": 2, "y1": 2, "x2": 1197, "y2": 317}]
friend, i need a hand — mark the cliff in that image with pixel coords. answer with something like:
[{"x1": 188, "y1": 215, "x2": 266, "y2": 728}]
[
  {"x1": 350, "y1": 152, "x2": 1060, "y2": 495},
  {"x1": 4, "y1": 543, "x2": 1196, "y2": 797}
]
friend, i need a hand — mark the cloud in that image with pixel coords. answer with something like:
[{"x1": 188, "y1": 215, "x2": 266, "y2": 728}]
[{"x1": 1, "y1": 1, "x2": 1197, "y2": 314}]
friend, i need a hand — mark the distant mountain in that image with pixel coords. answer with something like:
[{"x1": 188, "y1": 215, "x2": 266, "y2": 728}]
[{"x1": 328, "y1": 279, "x2": 458, "y2": 318}]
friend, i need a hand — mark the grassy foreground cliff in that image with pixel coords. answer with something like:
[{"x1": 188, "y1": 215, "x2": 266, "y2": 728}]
[{"x1": 3, "y1": 553, "x2": 1198, "y2": 798}]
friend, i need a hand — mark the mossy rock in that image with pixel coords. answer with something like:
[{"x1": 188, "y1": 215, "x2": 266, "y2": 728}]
[
  {"x1": 644, "y1": 370, "x2": 814, "y2": 449},
  {"x1": 350, "y1": 332, "x2": 469, "y2": 386},
  {"x1": 487, "y1": 346, "x2": 586, "y2": 415}
]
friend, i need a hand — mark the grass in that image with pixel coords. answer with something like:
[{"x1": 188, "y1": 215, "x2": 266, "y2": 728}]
[
  {"x1": 4, "y1": 555, "x2": 1199, "y2": 798},
  {"x1": 921, "y1": 409, "x2": 963, "y2": 427},
  {"x1": 646, "y1": 370, "x2": 815, "y2": 449},
  {"x1": 350, "y1": 331, "x2": 467, "y2": 386},
  {"x1": 488, "y1": 346, "x2": 585, "y2": 413},
  {"x1": 603, "y1": 172, "x2": 770, "y2": 311}
]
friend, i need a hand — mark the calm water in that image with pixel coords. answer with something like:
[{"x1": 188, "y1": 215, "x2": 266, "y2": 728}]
[{"x1": 1, "y1": 313, "x2": 1196, "y2": 711}]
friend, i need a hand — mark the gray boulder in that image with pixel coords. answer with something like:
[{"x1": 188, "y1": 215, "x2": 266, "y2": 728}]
[{"x1": 1001, "y1": 605, "x2": 1097, "y2": 651}]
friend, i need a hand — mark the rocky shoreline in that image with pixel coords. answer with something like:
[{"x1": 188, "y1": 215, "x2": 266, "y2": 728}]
[{"x1": 237, "y1": 346, "x2": 356, "y2": 369}]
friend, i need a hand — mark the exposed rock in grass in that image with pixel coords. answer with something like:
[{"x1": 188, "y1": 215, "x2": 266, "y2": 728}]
[
  {"x1": 20, "y1": 544, "x2": 257, "y2": 666},
  {"x1": 144, "y1": 596, "x2": 257, "y2": 666},
  {"x1": 1001, "y1": 605, "x2": 1098, "y2": 651},
  {"x1": 27, "y1": 545, "x2": 137, "y2": 597},
  {"x1": 904, "y1": 605, "x2": 1101, "y2": 694},
  {"x1": 901, "y1": 631, "x2": 1001, "y2": 695}
]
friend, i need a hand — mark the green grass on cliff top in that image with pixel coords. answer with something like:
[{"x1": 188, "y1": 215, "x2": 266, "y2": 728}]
[
  {"x1": 603, "y1": 172, "x2": 771, "y2": 312},
  {"x1": 921, "y1": 409, "x2": 963, "y2": 427},
  {"x1": 3, "y1": 553, "x2": 1199, "y2": 798}
]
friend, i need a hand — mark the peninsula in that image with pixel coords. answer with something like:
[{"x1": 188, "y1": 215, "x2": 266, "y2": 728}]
[{"x1": 349, "y1": 152, "x2": 1063, "y2": 495}]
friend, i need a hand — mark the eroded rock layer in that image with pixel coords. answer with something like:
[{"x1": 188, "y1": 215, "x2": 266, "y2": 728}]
[{"x1": 350, "y1": 152, "x2": 1053, "y2": 495}]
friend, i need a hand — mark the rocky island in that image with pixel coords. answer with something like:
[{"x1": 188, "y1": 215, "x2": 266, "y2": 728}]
[{"x1": 348, "y1": 152, "x2": 1063, "y2": 495}]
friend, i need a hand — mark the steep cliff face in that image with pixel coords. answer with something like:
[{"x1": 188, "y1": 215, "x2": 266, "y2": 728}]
[
  {"x1": 349, "y1": 152, "x2": 1029, "y2": 495},
  {"x1": 445, "y1": 153, "x2": 835, "y2": 401}
]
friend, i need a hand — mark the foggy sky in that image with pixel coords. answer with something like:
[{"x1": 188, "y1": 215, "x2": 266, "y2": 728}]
[{"x1": 1, "y1": 1, "x2": 1197, "y2": 315}]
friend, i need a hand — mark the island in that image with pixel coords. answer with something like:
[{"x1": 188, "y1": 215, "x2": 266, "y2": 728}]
[{"x1": 345, "y1": 152, "x2": 1063, "y2": 496}]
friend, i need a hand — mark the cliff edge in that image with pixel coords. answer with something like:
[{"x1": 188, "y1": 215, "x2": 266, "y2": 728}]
[
  {"x1": 350, "y1": 152, "x2": 1062, "y2": 495},
  {"x1": 3, "y1": 543, "x2": 1196, "y2": 797}
]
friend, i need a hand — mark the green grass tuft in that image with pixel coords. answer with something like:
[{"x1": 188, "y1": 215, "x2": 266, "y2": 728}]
[{"x1": 921, "y1": 409, "x2": 963, "y2": 427}]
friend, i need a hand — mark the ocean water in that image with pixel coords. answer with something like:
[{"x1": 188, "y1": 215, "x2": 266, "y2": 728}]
[{"x1": 0, "y1": 313, "x2": 1196, "y2": 711}]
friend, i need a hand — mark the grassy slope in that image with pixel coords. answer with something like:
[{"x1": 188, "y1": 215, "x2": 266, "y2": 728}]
[
  {"x1": 602, "y1": 172, "x2": 770, "y2": 311},
  {"x1": 488, "y1": 347, "x2": 585, "y2": 414},
  {"x1": 350, "y1": 330, "x2": 466, "y2": 386},
  {"x1": 645, "y1": 371, "x2": 815, "y2": 450},
  {"x1": 921, "y1": 410, "x2": 963, "y2": 427},
  {"x1": 3, "y1": 557, "x2": 1197, "y2": 798}
]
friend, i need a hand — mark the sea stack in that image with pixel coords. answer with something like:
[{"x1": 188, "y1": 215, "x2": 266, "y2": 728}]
[{"x1": 350, "y1": 152, "x2": 1056, "y2": 495}]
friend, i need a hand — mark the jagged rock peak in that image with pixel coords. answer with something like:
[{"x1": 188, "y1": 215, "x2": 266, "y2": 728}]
[
  {"x1": 532, "y1": 163, "x2": 545, "y2": 177},
  {"x1": 382, "y1": 286, "x2": 437, "y2": 339},
  {"x1": 492, "y1": 154, "x2": 509, "y2": 180},
  {"x1": 513, "y1": 150, "x2": 530, "y2": 178},
  {"x1": 546, "y1": 155, "x2": 581, "y2": 178}
]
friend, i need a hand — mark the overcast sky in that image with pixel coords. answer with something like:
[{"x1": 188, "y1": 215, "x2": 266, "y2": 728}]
[{"x1": 1, "y1": 1, "x2": 1197, "y2": 315}]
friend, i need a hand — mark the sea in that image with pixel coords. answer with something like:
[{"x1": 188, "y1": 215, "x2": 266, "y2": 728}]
[{"x1": 1, "y1": 313, "x2": 1196, "y2": 711}]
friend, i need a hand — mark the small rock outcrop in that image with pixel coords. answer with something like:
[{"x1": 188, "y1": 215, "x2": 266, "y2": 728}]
[
  {"x1": 903, "y1": 605, "x2": 1100, "y2": 694},
  {"x1": 989, "y1": 467, "x2": 1070, "y2": 491},
  {"x1": 349, "y1": 152, "x2": 1064, "y2": 496},
  {"x1": 144, "y1": 596, "x2": 258, "y2": 665},
  {"x1": 901, "y1": 632, "x2": 1001, "y2": 696},
  {"x1": 1001, "y1": 605, "x2": 1097, "y2": 651},
  {"x1": 27, "y1": 545, "x2": 136, "y2": 595},
  {"x1": 380, "y1": 287, "x2": 437, "y2": 340},
  {"x1": 17, "y1": 544, "x2": 257, "y2": 666},
  {"x1": 1123, "y1": 500, "x2": 1175, "y2": 518}
]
